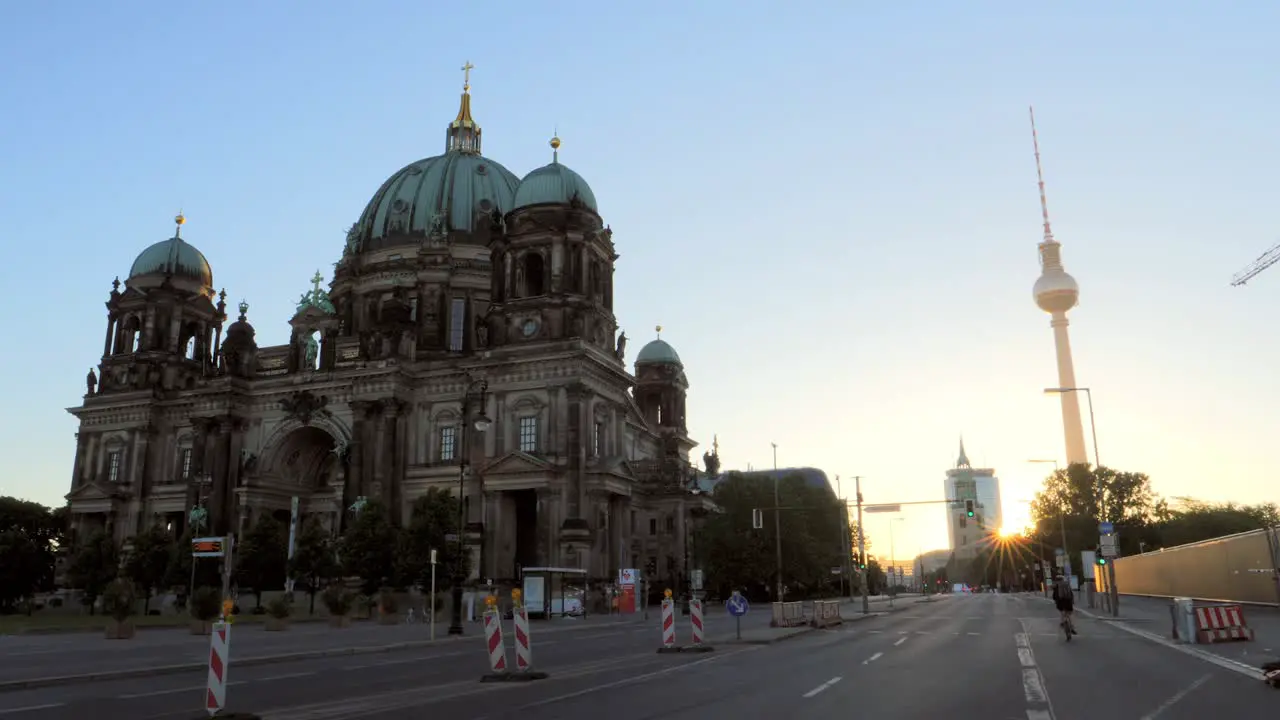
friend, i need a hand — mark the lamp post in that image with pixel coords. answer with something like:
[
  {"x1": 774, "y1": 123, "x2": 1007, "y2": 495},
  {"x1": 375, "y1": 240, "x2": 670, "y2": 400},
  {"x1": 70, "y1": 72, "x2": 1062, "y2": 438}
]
[
  {"x1": 447, "y1": 378, "x2": 491, "y2": 637},
  {"x1": 771, "y1": 443, "x2": 784, "y2": 602},
  {"x1": 1043, "y1": 388, "x2": 1100, "y2": 468}
]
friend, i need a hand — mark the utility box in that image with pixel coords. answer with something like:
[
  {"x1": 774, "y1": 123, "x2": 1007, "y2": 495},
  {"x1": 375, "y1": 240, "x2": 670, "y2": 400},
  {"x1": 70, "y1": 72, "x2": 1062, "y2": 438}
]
[{"x1": 1171, "y1": 597, "x2": 1197, "y2": 644}]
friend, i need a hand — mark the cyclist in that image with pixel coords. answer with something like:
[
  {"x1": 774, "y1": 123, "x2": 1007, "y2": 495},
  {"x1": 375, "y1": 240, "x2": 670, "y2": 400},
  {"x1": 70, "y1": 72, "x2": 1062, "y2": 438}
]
[{"x1": 1052, "y1": 574, "x2": 1077, "y2": 637}]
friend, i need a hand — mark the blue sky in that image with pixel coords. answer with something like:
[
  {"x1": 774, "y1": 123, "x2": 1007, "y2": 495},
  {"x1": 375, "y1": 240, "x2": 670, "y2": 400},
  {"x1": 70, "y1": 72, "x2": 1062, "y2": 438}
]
[{"x1": 3, "y1": 1, "x2": 1277, "y2": 555}]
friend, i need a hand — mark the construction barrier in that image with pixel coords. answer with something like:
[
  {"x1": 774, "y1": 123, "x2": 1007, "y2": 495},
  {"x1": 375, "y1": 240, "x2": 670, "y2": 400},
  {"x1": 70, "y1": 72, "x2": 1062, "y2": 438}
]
[
  {"x1": 479, "y1": 595, "x2": 509, "y2": 681},
  {"x1": 811, "y1": 600, "x2": 843, "y2": 628},
  {"x1": 657, "y1": 590, "x2": 678, "y2": 653},
  {"x1": 770, "y1": 601, "x2": 805, "y2": 627},
  {"x1": 205, "y1": 621, "x2": 230, "y2": 716},
  {"x1": 685, "y1": 598, "x2": 714, "y2": 653},
  {"x1": 1194, "y1": 603, "x2": 1255, "y2": 644}
]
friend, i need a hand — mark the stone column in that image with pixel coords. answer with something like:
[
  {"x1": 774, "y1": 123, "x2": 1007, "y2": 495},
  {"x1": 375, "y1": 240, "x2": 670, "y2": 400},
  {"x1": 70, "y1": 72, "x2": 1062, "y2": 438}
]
[
  {"x1": 70, "y1": 432, "x2": 87, "y2": 489},
  {"x1": 225, "y1": 417, "x2": 247, "y2": 534},
  {"x1": 347, "y1": 400, "x2": 377, "y2": 503},
  {"x1": 187, "y1": 418, "x2": 211, "y2": 512},
  {"x1": 382, "y1": 398, "x2": 408, "y2": 522},
  {"x1": 102, "y1": 315, "x2": 115, "y2": 357}
]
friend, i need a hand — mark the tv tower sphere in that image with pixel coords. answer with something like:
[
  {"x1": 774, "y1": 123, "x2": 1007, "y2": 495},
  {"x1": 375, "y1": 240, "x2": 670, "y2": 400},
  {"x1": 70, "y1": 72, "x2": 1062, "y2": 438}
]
[{"x1": 1033, "y1": 268, "x2": 1079, "y2": 313}]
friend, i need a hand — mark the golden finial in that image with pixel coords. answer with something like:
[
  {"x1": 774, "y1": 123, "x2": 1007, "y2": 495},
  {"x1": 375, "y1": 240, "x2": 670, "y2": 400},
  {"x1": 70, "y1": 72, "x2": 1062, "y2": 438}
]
[
  {"x1": 550, "y1": 133, "x2": 561, "y2": 163},
  {"x1": 174, "y1": 210, "x2": 185, "y2": 237},
  {"x1": 461, "y1": 60, "x2": 475, "y2": 92},
  {"x1": 655, "y1": 324, "x2": 663, "y2": 338}
]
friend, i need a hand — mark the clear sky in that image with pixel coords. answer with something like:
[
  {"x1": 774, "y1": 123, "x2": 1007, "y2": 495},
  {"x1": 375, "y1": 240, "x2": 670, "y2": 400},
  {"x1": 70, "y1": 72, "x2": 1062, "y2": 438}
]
[{"x1": 3, "y1": 1, "x2": 1277, "y2": 556}]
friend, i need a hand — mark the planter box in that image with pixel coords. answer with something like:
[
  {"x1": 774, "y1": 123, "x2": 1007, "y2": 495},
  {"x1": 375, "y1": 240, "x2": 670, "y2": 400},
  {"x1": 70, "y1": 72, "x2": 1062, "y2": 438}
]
[
  {"x1": 190, "y1": 620, "x2": 213, "y2": 635},
  {"x1": 105, "y1": 618, "x2": 136, "y2": 640},
  {"x1": 328, "y1": 615, "x2": 351, "y2": 628},
  {"x1": 264, "y1": 617, "x2": 289, "y2": 631}
]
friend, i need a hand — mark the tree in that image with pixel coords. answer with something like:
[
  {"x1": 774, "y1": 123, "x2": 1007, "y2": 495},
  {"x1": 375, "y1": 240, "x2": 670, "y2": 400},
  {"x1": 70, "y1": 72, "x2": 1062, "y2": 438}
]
[
  {"x1": 124, "y1": 524, "x2": 173, "y2": 613},
  {"x1": 234, "y1": 515, "x2": 288, "y2": 609},
  {"x1": 338, "y1": 500, "x2": 401, "y2": 595},
  {"x1": 700, "y1": 472, "x2": 847, "y2": 601},
  {"x1": 398, "y1": 489, "x2": 467, "y2": 593},
  {"x1": 66, "y1": 531, "x2": 118, "y2": 614},
  {"x1": 1147, "y1": 498, "x2": 1278, "y2": 550},
  {"x1": 0, "y1": 497, "x2": 63, "y2": 612},
  {"x1": 288, "y1": 517, "x2": 338, "y2": 614},
  {"x1": 1029, "y1": 463, "x2": 1158, "y2": 558}
]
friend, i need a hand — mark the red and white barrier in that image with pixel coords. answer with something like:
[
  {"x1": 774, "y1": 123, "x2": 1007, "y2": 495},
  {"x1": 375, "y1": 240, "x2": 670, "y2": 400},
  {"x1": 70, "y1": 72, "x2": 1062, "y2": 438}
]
[
  {"x1": 690, "y1": 599, "x2": 705, "y2": 646},
  {"x1": 1194, "y1": 604, "x2": 1255, "y2": 643},
  {"x1": 204, "y1": 621, "x2": 230, "y2": 716},
  {"x1": 513, "y1": 605, "x2": 533, "y2": 672},
  {"x1": 661, "y1": 597, "x2": 676, "y2": 649},
  {"x1": 484, "y1": 608, "x2": 508, "y2": 674}
]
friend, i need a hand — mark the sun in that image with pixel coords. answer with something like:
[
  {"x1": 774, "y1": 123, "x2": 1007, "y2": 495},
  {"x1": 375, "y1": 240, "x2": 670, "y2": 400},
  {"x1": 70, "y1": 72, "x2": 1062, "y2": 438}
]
[{"x1": 997, "y1": 527, "x2": 1018, "y2": 538}]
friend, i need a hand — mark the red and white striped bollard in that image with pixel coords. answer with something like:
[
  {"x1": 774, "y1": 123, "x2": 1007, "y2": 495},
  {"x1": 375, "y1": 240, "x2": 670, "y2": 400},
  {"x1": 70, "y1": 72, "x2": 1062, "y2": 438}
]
[{"x1": 205, "y1": 620, "x2": 231, "y2": 716}]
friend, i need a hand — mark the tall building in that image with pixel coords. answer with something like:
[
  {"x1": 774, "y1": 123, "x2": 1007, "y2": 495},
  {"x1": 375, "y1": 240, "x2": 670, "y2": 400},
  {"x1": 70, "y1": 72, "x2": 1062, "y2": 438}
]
[
  {"x1": 1029, "y1": 108, "x2": 1088, "y2": 465},
  {"x1": 944, "y1": 439, "x2": 1002, "y2": 559},
  {"x1": 63, "y1": 68, "x2": 716, "y2": 590}
]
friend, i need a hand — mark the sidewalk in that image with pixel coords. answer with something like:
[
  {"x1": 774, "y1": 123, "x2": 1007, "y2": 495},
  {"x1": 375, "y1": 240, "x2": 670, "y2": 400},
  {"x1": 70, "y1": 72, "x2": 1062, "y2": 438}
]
[{"x1": 1072, "y1": 594, "x2": 1279, "y2": 667}]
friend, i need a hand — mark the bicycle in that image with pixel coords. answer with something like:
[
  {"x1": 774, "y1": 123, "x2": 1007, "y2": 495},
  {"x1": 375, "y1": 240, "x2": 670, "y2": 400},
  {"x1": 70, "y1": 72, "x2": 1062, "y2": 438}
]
[{"x1": 1060, "y1": 612, "x2": 1076, "y2": 641}]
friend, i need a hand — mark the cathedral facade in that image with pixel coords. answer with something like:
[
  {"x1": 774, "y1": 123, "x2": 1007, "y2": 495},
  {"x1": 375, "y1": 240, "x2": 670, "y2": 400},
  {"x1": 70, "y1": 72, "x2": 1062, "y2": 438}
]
[{"x1": 64, "y1": 74, "x2": 716, "y2": 590}]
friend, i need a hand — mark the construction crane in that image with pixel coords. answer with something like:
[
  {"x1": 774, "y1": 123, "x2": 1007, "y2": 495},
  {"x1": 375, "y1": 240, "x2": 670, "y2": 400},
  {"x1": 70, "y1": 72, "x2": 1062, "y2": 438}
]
[{"x1": 1231, "y1": 240, "x2": 1280, "y2": 286}]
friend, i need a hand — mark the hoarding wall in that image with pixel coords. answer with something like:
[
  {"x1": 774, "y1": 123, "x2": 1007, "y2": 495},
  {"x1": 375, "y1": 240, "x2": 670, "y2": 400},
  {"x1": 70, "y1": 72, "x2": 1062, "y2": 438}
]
[{"x1": 1104, "y1": 526, "x2": 1280, "y2": 606}]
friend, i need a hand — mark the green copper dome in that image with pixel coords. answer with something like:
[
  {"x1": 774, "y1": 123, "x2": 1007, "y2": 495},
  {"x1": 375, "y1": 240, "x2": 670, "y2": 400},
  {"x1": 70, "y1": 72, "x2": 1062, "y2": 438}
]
[
  {"x1": 346, "y1": 84, "x2": 520, "y2": 254},
  {"x1": 513, "y1": 160, "x2": 597, "y2": 212},
  {"x1": 635, "y1": 338, "x2": 682, "y2": 367},
  {"x1": 352, "y1": 151, "x2": 520, "y2": 247},
  {"x1": 128, "y1": 235, "x2": 213, "y2": 289}
]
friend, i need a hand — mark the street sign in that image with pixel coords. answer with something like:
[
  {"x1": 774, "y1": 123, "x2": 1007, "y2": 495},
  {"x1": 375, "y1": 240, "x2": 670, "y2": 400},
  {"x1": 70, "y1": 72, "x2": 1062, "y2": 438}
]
[
  {"x1": 864, "y1": 504, "x2": 902, "y2": 514},
  {"x1": 726, "y1": 591, "x2": 749, "y2": 617},
  {"x1": 691, "y1": 569, "x2": 704, "y2": 590},
  {"x1": 1100, "y1": 534, "x2": 1118, "y2": 558},
  {"x1": 192, "y1": 536, "x2": 227, "y2": 558},
  {"x1": 430, "y1": 548, "x2": 438, "y2": 565},
  {"x1": 751, "y1": 509, "x2": 764, "y2": 529},
  {"x1": 1098, "y1": 522, "x2": 1114, "y2": 535},
  {"x1": 1081, "y1": 551, "x2": 1097, "y2": 579}
]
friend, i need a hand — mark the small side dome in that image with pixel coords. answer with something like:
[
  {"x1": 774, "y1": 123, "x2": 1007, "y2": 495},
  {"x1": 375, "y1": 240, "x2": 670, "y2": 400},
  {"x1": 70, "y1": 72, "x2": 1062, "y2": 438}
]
[
  {"x1": 635, "y1": 338, "x2": 682, "y2": 367},
  {"x1": 512, "y1": 136, "x2": 598, "y2": 212},
  {"x1": 127, "y1": 214, "x2": 214, "y2": 291},
  {"x1": 224, "y1": 300, "x2": 256, "y2": 342}
]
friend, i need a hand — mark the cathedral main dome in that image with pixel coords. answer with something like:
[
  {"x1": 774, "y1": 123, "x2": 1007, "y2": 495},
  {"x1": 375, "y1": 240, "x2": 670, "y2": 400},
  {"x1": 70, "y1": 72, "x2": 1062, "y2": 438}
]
[{"x1": 345, "y1": 77, "x2": 519, "y2": 253}]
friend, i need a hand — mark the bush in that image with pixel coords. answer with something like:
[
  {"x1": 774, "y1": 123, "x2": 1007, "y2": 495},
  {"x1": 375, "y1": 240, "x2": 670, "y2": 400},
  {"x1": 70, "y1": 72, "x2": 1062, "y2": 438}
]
[
  {"x1": 101, "y1": 579, "x2": 137, "y2": 622},
  {"x1": 378, "y1": 587, "x2": 398, "y2": 613},
  {"x1": 265, "y1": 596, "x2": 291, "y2": 620},
  {"x1": 190, "y1": 587, "x2": 222, "y2": 621},
  {"x1": 322, "y1": 585, "x2": 354, "y2": 616}
]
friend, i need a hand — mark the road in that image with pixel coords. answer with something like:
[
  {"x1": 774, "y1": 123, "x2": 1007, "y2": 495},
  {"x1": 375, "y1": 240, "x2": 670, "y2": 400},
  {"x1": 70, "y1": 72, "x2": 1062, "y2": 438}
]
[{"x1": 0, "y1": 593, "x2": 1273, "y2": 719}]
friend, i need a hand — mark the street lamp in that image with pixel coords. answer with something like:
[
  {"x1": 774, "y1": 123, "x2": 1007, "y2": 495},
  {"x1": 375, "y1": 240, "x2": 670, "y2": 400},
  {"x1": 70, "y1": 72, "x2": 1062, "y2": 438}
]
[
  {"x1": 1043, "y1": 387, "x2": 1101, "y2": 468},
  {"x1": 771, "y1": 442, "x2": 784, "y2": 602},
  {"x1": 448, "y1": 378, "x2": 491, "y2": 637}
]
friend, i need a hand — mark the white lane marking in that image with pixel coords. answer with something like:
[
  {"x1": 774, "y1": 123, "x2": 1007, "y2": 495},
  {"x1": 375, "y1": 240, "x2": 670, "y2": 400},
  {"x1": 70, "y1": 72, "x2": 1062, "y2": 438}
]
[
  {"x1": 802, "y1": 676, "x2": 843, "y2": 698},
  {"x1": 868, "y1": 630, "x2": 882, "y2": 634},
  {"x1": 1016, "y1": 623, "x2": 1059, "y2": 719},
  {"x1": 863, "y1": 652, "x2": 883, "y2": 664},
  {"x1": 914, "y1": 631, "x2": 929, "y2": 635},
  {"x1": 1138, "y1": 674, "x2": 1211, "y2": 720},
  {"x1": 893, "y1": 637, "x2": 907, "y2": 647},
  {"x1": 0, "y1": 705, "x2": 65, "y2": 716},
  {"x1": 1022, "y1": 669, "x2": 1047, "y2": 702},
  {"x1": 344, "y1": 649, "x2": 472, "y2": 669},
  {"x1": 967, "y1": 631, "x2": 980, "y2": 636},
  {"x1": 259, "y1": 671, "x2": 316, "y2": 682},
  {"x1": 515, "y1": 648, "x2": 739, "y2": 708},
  {"x1": 1027, "y1": 711, "x2": 1053, "y2": 720},
  {"x1": 119, "y1": 681, "x2": 247, "y2": 699},
  {"x1": 1081, "y1": 611, "x2": 1264, "y2": 681}
]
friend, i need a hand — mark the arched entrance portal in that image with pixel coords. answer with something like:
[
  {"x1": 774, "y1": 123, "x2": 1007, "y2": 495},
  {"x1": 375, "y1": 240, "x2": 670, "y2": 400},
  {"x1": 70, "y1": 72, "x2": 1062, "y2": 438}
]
[{"x1": 243, "y1": 425, "x2": 345, "y2": 536}]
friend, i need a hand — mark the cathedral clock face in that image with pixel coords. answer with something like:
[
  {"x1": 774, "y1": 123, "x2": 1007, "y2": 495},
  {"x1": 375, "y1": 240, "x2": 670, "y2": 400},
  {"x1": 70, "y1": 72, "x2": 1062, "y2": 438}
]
[{"x1": 521, "y1": 319, "x2": 539, "y2": 337}]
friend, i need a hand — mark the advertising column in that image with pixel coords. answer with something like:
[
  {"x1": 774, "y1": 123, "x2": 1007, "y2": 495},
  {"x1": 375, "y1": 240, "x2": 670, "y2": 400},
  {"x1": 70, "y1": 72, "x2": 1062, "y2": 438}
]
[{"x1": 618, "y1": 568, "x2": 638, "y2": 614}]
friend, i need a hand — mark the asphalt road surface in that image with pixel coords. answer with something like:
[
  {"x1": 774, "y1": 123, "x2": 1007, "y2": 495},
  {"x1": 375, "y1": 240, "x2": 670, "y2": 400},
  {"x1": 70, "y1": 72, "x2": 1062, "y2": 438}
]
[{"x1": 1, "y1": 593, "x2": 1274, "y2": 719}]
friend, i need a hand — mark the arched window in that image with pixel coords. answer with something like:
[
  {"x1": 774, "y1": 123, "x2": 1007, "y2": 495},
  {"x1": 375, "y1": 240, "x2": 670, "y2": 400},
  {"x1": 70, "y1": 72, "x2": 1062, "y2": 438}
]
[{"x1": 522, "y1": 253, "x2": 545, "y2": 296}]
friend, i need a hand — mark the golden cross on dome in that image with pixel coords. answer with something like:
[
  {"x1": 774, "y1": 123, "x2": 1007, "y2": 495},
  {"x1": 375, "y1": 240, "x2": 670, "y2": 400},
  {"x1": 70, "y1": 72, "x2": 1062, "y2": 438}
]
[
  {"x1": 310, "y1": 270, "x2": 323, "y2": 292},
  {"x1": 655, "y1": 324, "x2": 663, "y2": 338},
  {"x1": 461, "y1": 61, "x2": 475, "y2": 91}
]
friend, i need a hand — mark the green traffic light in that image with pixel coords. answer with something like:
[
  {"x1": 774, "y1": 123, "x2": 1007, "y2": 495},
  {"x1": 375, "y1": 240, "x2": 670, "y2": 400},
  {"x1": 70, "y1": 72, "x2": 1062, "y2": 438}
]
[
  {"x1": 967, "y1": 510, "x2": 974, "y2": 517},
  {"x1": 1097, "y1": 557, "x2": 1107, "y2": 565}
]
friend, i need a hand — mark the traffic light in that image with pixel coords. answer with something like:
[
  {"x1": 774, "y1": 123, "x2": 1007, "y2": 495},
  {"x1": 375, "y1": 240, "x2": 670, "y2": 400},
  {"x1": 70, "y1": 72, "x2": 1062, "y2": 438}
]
[
  {"x1": 1096, "y1": 556, "x2": 1107, "y2": 566},
  {"x1": 964, "y1": 500, "x2": 975, "y2": 518}
]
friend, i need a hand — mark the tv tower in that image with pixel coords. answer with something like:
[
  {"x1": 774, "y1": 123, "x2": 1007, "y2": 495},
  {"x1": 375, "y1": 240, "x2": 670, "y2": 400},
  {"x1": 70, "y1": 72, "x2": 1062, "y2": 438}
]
[{"x1": 1029, "y1": 107, "x2": 1088, "y2": 466}]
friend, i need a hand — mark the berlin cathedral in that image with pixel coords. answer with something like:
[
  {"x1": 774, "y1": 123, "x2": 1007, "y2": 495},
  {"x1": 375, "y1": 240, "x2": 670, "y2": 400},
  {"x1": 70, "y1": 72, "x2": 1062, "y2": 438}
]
[{"x1": 64, "y1": 68, "x2": 718, "y2": 590}]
